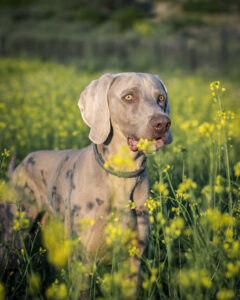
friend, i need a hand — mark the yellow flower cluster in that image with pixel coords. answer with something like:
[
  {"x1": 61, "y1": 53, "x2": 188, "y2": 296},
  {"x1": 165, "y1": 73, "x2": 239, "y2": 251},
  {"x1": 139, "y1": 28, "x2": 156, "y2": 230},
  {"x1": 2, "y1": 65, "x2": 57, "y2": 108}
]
[
  {"x1": 101, "y1": 261, "x2": 136, "y2": 298},
  {"x1": 214, "y1": 175, "x2": 224, "y2": 194},
  {"x1": 216, "y1": 288, "x2": 234, "y2": 300},
  {"x1": 144, "y1": 196, "x2": 160, "y2": 215},
  {"x1": 162, "y1": 164, "x2": 171, "y2": 173},
  {"x1": 105, "y1": 223, "x2": 136, "y2": 246},
  {"x1": 234, "y1": 161, "x2": 240, "y2": 177},
  {"x1": 156, "y1": 212, "x2": 166, "y2": 225},
  {"x1": 79, "y1": 218, "x2": 95, "y2": 231},
  {"x1": 104, "y1": 145, "x2": 134, "y2": 171},
  {"x1": 225, "y1": 261, "x2": 240, "y2": 278},
  {"x1": 128, "y1": 246, "x2": 140, "y2": 257},
  {"x1": 178, "y1": 268, "x2": 212, "y2": 289},
  {"x1": 210, "y1": 81, "x2": 226, "y2": 92},
  {"x1": 153, "y1": 182, "x2": 169, "y2": 196},
  {"x1": 13, "y1": 211, "x2": 30, "y2": 231},
  {"x1": 1, "y1": 148, "x2": 10, "y2": 157},
  {"x1": 46, "y1": 280, "x2": 67, "y2": 300},
  {"x1": 171, "y1": 206, "x2": 181, "y2": 216},
  {"x1": 180, "y1": 120, "x2": 199, "y2": 131},
  {"x1": 0, "y1": 180, "x2": 16, "y2": 202},
  {"x1": 201, "y1": 208, "x2": 235, "y2": 231},
  {"x1": 210, "y1": 81, "x2": 227, "y2": 103},
  {"x1": 198, "y1": 122, "x2": 215, "y2": 137},
  {"x1": 42, "y1": 218, "x2": 72, "y2": 267},
  {"x1": 165, "y1": 217, "x2": 184, "y2": 239},
  {"x1": 210, "y1": 81, "x2": 220, "y2": 91},
  {"x1": 125, "y1": 200, "x2": 136, "y2": 210},
  {"x1": 137, "y1": 138, "x2": 157, "y2": 153},
  {"x1": 142, "y1": 268, "x2": 158, "y2": 289},
  {"x1": 217, "y1": 110, "x2": 235, "y2": 120},
  {"x1": 223, "y1": 238, "x2": 239, "y2": 259},
  {"x1": 176, "y1": 177, "x2": 197, "y2": 200}
]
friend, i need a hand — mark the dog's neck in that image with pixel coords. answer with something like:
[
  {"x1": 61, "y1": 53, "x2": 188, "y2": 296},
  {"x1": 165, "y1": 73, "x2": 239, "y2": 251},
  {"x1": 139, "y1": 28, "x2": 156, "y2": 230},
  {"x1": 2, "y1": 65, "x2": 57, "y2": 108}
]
[{"x1": 97, "y1": 126, "x2": 144, "y2": 172}]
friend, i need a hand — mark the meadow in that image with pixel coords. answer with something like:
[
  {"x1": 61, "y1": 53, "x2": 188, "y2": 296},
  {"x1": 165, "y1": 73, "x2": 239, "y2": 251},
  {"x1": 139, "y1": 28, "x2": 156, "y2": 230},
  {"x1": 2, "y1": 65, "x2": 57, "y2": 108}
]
[{"x1": 0, "y1": 58, "x2": 240, "y2": 299}]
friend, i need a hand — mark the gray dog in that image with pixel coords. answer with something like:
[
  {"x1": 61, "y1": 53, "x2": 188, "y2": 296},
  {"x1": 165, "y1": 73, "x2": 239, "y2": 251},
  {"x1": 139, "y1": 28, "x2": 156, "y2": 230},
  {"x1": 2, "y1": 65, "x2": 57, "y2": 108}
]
[{"x1": 1, "y1": 72, "x2": 172, "y2": 285}]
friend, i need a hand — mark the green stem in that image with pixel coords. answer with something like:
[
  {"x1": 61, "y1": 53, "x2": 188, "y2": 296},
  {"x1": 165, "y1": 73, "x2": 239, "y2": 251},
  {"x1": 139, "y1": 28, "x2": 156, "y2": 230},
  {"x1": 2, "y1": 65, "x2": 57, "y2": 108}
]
[{"x1": 217, "y1": 92, "x2": 232, "y2": 215}]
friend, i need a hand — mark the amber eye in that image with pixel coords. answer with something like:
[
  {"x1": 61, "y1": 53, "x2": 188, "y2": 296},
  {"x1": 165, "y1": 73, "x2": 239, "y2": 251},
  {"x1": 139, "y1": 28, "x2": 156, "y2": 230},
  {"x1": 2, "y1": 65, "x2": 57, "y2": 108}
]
[
  {"x1": 158, "y1": 95, "x2": 165, "y2": 102},
  {"x1": 124, "y1": 94, "x2": 133, "y2": 101}
]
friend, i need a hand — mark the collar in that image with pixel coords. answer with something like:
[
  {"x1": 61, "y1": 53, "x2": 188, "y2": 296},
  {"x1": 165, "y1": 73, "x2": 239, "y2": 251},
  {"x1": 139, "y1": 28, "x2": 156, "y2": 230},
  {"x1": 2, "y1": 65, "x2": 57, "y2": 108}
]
[{"x1": 93, "y1": 144, "x2": 146, "y2": 178}]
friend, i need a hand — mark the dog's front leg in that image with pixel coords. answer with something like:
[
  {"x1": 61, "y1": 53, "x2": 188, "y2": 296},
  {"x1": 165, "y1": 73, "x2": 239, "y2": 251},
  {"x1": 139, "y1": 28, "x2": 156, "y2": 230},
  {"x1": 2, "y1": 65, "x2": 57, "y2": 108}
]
[{"x1": 130, "y1": 176, "x2": 150, "y2": 287}]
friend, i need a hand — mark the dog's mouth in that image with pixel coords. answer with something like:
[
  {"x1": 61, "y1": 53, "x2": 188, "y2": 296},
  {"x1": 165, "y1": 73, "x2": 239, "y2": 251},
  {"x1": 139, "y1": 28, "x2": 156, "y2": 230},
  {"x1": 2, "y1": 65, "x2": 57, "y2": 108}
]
[{"x1": 127, "y1": 137, "x2": 165, "y2": 152}]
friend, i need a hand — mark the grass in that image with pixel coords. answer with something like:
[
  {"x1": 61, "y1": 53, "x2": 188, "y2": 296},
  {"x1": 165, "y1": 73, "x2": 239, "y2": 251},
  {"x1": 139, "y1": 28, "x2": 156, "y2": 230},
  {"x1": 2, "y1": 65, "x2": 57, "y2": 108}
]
[{"x1": 0, "y1": 58, "x2": 240, "y2": 299}]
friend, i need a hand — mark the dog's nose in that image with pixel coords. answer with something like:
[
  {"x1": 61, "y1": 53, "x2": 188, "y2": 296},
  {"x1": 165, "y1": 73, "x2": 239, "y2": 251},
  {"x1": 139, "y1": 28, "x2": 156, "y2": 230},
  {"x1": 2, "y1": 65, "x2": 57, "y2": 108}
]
[{"x1": 150, "y1": 115, "x2": 171, "y2": 132}]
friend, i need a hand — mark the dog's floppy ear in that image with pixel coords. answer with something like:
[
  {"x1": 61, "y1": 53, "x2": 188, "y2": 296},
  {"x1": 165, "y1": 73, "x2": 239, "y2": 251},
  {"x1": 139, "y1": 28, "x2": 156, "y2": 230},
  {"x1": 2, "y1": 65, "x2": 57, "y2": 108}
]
[
  {"x1": 154, "y1": 75, "x2": 173, "y2": 144},
  {"x1": 78, "y1": 73, "x2": 115, "y2": 144}
]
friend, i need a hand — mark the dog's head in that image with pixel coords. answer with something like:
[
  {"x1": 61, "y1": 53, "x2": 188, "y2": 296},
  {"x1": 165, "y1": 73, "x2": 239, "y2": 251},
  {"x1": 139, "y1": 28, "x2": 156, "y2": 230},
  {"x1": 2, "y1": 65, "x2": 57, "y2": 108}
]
[{"x1": 78, "y1": 73, "x2": 173, "y2": 152}]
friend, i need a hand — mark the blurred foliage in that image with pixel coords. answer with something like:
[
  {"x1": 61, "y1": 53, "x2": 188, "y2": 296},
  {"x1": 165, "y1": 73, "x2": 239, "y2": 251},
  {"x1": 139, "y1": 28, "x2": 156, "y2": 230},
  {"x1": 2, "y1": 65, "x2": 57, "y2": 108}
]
[
  {"x1": 112, "y1": 6, "x2": 147, "y2": 30},
  {"x1": 182, "y1": 0, "x2": 240, "y2": 13}
]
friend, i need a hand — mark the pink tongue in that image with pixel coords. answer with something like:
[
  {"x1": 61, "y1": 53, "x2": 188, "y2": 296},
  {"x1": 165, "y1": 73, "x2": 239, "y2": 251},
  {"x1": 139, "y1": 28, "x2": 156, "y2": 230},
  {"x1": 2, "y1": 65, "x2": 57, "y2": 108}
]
[
  {"x1": 156, "y1": 139, "x2": 164, "y2": 149},
  {"x1": 128, "y1": 139, "x2": 139, "y2": 151}
]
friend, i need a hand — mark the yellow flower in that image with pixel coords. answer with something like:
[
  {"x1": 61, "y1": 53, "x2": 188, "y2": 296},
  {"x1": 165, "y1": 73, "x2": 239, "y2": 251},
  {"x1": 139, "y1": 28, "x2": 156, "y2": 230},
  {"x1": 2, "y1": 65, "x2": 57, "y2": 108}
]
[
  {"x1": 234, "y1": 161, "x2": 240, "y2": 177},
  {"x1": 156, "y1": 212, "x2": 166, "y2": 225},
  {"x1": 165, "y1": 217, "x2": 184, "y2": 239},
  {"x1": 142, "y1": 281, "x2": 149, "y2": 289},
  {"x1": 225, "y1": 262, "x2": 239, "y2": 278},
  {"x1": 176, "y1": 177, "x2": 197, "y2": 200},
  {"x1": 129, "y1": 246, "x2": 140, "y2": 257},
  {"x1": 105, "y1": 145, "x2": 135, "y2": 171},
  {"x1": 0, "y1": 283, "x2": 5, "y2": 300},
  {"x1": 13, "y1": 211, "x2": 30, "y2": 231},
  {"x1": 214, "y1": 185, "x2": 224, "y2": 194},
  {"x1": 137, "y1": 138, "x2": 157, "y2": 153},
  {"x1": 198, "y1": 122, "x2": 215, "y2": 137},
  {"x1": 1, "y1": 148, "x2": 10, "y2": 157},
  {"x1": 127, "y1": 200, "x2": 136, "y2": 210},
  {"x1": 46, "y1": 281, "x2": 67, "y2": 299},
  {"x1": 42, "y1": 218, "x2": 72, "y2": 267},
  {"x1": 105, "y1": 223, "x2": 136, "y2": 246},
  {"x1": 202, "y1": 276, "x2": 212, "y2": 288},
  {"x1": 79, "y1": 218, "x2": 95, "y2": 230},
  {"x1": 154, "y1": 182, "x2": 169, "y2": 196},
  {"x1": 178, "y1": 268, "x2": 211, "y2": 289},
  {"x1": 145, "y1": 196, "x2": 158, "y2": 215},
  {"x1": 217, "y1": 289, "x2": 234, "y2": 300},
  {"x1": 210, "y1": 81, "x2": 220, "y2": 91},
  {"x1": 102, "y1": 261, "x2": 136, "y2": 298},
  {"x1": 201, "y1": 208, "x2": 235, "y2": 231}
]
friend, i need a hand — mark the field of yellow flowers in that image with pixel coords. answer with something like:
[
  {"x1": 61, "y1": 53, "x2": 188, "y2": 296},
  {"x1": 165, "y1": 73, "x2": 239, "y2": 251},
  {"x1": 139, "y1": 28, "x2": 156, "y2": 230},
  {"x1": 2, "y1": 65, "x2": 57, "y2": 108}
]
[{"x1": 0, "y1": 58, "x2": 240, "y2": 300}]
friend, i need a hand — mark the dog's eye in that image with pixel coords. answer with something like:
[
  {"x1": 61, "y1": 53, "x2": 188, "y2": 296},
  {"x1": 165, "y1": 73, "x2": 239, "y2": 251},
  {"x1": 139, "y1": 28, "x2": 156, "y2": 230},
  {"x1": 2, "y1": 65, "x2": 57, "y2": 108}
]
[
  {"x1": 124, "y1": 94, "x2": 133, "y2": 101},
  {"x1": 158, "y1": 95, "x2": 165, "y2": 103}
]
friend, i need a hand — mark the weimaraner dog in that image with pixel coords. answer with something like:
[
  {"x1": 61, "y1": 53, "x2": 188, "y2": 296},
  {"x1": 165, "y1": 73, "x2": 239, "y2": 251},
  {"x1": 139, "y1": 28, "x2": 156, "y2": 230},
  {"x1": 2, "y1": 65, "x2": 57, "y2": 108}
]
[{"x1": 1, "y1": 72, "x2": 172, "y2": 285}]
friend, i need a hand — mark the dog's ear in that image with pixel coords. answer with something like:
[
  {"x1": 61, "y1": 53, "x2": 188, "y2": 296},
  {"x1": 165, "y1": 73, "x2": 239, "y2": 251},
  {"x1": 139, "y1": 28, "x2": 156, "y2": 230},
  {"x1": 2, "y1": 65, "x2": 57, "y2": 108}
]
[
  {"x1": 161, "y1": 80, "x2": 173, "y2": 143},
  {"x1": 78, "y1": 73, "x2": 115, "y2": 144},
  {"x1": 154, "y1": 75, "x2": 173, "y2": 144},
  {"x1": 165, "y1": 99, "x2": 173, "y2": 144}
]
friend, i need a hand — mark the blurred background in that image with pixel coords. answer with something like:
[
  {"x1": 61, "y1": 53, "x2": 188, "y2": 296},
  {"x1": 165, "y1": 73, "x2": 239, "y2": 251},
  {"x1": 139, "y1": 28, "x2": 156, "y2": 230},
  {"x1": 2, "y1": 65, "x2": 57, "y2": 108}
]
[{"x1": 0, "y1": 0, "x2": 240, "y2": 74}]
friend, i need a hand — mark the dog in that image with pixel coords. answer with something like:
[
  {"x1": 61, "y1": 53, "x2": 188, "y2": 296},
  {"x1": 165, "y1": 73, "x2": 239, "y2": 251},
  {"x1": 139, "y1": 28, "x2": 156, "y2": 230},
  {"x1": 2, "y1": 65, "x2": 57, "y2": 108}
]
[{"x1": 1, "y1": 72, "x2": 172, "y2": 288}]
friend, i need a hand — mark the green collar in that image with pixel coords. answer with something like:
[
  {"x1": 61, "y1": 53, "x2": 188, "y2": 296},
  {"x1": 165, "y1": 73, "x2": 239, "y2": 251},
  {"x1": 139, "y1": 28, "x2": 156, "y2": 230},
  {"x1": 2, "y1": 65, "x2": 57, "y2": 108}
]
[{"x1": 93, "y1": 144, "x2": 146, "y2": 178}]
